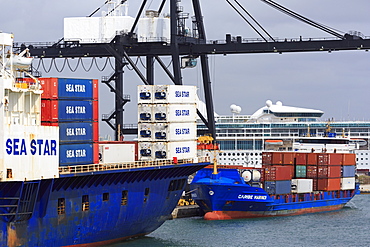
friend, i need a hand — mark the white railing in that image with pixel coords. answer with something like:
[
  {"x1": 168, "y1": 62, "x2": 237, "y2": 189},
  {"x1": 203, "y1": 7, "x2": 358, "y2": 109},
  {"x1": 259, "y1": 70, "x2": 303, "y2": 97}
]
[{"x1": 59, "y1": 156, "x2": 210, "y2": 175}]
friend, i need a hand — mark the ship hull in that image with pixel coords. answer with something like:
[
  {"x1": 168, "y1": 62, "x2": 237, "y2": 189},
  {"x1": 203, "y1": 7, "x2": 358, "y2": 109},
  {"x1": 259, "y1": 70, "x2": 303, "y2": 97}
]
[
  {"x1": 190, "y1": 168, "x2": 356, "y2": 221},
  {"x1": 0, "y1": 162, "x2": 208, "y2": 247}
]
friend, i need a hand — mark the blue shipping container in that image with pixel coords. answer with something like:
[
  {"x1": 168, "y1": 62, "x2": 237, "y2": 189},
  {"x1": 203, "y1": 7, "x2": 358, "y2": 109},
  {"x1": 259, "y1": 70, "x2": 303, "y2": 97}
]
[
  {"x1": 264, "y1": 180, "x2": 291, "y2": 195},
  {"x1": 58, "y1": 78, "x2": 94, "y2": 99},
  {"x1": 59, "y1": 143, "x2": 93, "y2": 166},
  {"x1": 58, "y1": 100, "x2": 93, "y2": 121},
  {"x1": 342, "y1": 165, "x2": 356, "y2": 177},
  {"x1": 59, "y1": 122, "x2": 93, "y2": 143}
]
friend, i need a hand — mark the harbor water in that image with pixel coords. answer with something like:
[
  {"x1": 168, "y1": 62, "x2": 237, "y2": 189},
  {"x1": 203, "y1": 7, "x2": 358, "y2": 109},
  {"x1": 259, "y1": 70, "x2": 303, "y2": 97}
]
[{"x1": 109, "y1": 194, "x2": 370, "y2": 247}]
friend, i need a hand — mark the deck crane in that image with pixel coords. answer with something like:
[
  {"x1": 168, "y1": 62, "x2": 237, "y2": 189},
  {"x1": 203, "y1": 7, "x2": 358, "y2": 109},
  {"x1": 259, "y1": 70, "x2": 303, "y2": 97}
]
[{"x1": 15, "y1": 0, "x2": 370, "y2": 141}]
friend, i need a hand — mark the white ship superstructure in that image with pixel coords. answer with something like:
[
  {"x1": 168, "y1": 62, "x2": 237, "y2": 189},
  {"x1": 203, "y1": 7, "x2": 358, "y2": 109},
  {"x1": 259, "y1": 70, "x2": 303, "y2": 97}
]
[{"x1": 0, "y1": 33, "x2": 59, "y2": 181}]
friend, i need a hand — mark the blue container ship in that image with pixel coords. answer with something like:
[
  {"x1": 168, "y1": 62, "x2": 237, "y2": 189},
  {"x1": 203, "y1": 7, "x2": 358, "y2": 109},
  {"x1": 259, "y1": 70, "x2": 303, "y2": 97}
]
[
  {"x1": 191, "y1": 137, "x2": 358, "y2": 220},
  {"x1": 0, "y1": 33, "x2": 209, "y2": 246}
]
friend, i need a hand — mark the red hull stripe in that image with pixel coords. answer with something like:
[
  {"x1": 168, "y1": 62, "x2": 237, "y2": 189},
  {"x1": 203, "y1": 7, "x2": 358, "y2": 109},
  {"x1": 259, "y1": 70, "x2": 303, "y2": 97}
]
[{"x1": 204, "y1": 204, "x2": 345, "y2": 220}]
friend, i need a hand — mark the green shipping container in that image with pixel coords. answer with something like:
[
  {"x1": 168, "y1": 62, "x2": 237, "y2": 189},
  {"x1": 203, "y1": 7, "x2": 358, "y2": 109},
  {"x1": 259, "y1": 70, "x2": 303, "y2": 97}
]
[{"x1": 295, "y1": 165, "x2": 307, "y2": 178}]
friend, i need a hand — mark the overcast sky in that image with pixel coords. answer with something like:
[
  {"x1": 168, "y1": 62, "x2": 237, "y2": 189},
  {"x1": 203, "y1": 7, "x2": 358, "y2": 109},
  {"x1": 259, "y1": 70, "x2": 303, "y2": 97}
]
[{"x1": 2, "y1": 0, "x2": 370, "y2": 137}]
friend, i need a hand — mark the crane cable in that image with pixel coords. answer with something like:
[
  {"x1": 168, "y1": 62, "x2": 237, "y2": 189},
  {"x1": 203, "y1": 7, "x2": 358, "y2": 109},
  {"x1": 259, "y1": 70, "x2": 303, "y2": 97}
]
[
  {"x1": 226, "y1": 0, "x2": 269, "y2": 42},
  {"x1": 260, "y1": 0, "x2": 345, "y2": 39}
]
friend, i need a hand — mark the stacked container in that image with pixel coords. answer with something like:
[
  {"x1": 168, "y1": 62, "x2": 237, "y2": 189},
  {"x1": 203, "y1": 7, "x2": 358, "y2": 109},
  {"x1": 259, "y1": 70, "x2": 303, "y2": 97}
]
[
  {"x1": 40, "y1": 78, "x2": 99, "y2": 166},
  {"x1": 263, "y1": 152, "x2": 294, "y2": 194},
  {"x1": 137, "y1": 85, "x2": 197, "y2": 161}
]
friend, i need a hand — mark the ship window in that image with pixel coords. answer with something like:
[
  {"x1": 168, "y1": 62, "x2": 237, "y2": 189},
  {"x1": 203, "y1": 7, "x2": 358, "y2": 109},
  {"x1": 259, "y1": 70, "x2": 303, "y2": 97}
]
[
  {"x1": 82, "y1": 195, "x2": 89, "y2": 211},
  {"x1": 144, "y1": 188, "x2": 150, "y2": 203},
  {"x1": 103, "y1": 193, "x2": 109, "y2": 202},
  {"x1": 58, "y1": 198, "x2": 65, "y2": 215},
  {"x1": 121, "y1": 190, "x2": 128, "y2": 206},
  {"x1": 6, "y1": 169, "x2": 12, "y2": 179}
]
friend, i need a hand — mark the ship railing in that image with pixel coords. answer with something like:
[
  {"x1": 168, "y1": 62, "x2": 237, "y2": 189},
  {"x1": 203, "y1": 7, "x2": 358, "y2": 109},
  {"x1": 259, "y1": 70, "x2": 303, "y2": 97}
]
[{"x1": 59, "y1": 156, "x2": 210, "y2": 175}]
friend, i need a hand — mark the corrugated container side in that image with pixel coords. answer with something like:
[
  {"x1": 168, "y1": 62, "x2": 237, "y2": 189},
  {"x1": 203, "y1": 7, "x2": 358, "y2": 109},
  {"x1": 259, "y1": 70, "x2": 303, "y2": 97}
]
[
  {"x1": 306, "y1": 165, "x2": 318, "y2": 178},
  {"x1": 271, "y1": 152, "x2": 283, "y2": 164},
  {"x1": 341, "y1": 177, "x2": 356, "y2": 190},
  {"x1": 93, "y1": 143, "x2": 99, "y2": 164},
  {"x1": 283, "y1": 152, "x2": 295, "y2": 165},
  {"x1": 264, "y1": 180, "x2": 291, "y2": 195},
  {"x1": 327, "y1": 153, "x2": 342, "y2": 166},
  {"x1": 291, "y1": 179, "x2": 313, "y2": 193},
  {"x1": 93, "y1": 100, "x2": 99, "y2": 122},
  {"x1": 307, "y1": 153, "x2": 317, "y2": 165},
  {"x1": 93, "y1": 79, "x2": 99, "y2": 101},
  {"x1": 58, "y1": 100, "x2": 94, "y2": 121},
  {"x1": 40, "y1": 78, "x2": 58, "y2": 99},
  {"x1": 153, "y1": 85, "x2": 197, "y2": 104},
  {"x1": 295, "y1": 153, "x2": 307, "y2": 165},
  {"x1": 99, "y1": 143, "x2": 135, "y2": 163},
  {"x1": 58, "y1": 78, "x2": 94, "y2": 99},
  {"x1": 295, "y1": 165, "x2": 307, "y2": 178},
  {"x1": 41, "y1": 100, "x2": 58, "y2": 122},
  {"x1": 93, "y1": 121, "x2": 99, "y2": 142},
  {"x1": 264, "y1": 165, "x2": 292, "y2": 181},
  {"x1": 317, "y1": 154, "x2": 328, "y2": 165},
  {"x1": 59, "y1": 122, "x2": 93, "y2": 143},
  {"x1": 342, "y1": 165, "x2": 356, "y2": 177},
  {"x1": 262, "y1": 152, "x2": 272, "y2": 165},
  {"x1": 153, "y1": 122, "x2": 197, "y2": 141},
  {"x1": 59, "y1": 143, "x2": 94, "y2": 166},
  {"x1": 152, "y1": 104, "x2": 197, "y2": 122},
  {"x1": 317, "y1": 165, "x2": 341, "y2": 178},
  {"x1": 100, "y1": 141, "x2": 138, "y2": 161},
  {"x1": 317, "y1": 178, "x2": 341, "y2": 191},
  {"x1": 342, "y1": 153, "x2": 356, "y2": 166},
  {"x1": 153, "y1": 141, "x2": 197, "y2": 160}
]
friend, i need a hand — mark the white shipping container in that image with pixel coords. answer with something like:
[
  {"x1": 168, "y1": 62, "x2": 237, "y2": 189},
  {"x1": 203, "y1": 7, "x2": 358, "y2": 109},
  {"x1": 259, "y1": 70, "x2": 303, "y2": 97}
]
[
  {"x1": 138, "y1": 142, "x2": 154, "y2": 161},
  {"x1": 153, "y1": 85, "x2": 197, "y2": 104},
  {"x1": 291, "y1": 179, "x2": 313, "y2": 193},
  {"x1": 153, "y1": 141, "x2": 197, "y2": 160},
  {"x1": 153, "y1": 104, "x2": 197, "y2": 122},
  {"x1": 153, "y1": 122, "x2": 197, "y2": 141},
  {"x1": 341, "y1": 177, "x2": 356, "y2": 190},
  {"x1": 99, "y1": 144, "x2": 135, "y2": 163},
  {"x1": 138, "y1": 85, "x2": 153, "y2": 104},
  {"x1": 2, "y1": 125, "x2": 59, "y2": 181},
  {"x1": 138, "y1": 104, "x2": 153, "y2": 122},
  {"x1": 138, "y1": 123, "x2": 154, "y2": 141}
]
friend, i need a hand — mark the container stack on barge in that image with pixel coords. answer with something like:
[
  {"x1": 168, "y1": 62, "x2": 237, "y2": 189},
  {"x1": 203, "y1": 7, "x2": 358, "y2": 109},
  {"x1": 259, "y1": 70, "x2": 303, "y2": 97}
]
[
  {"x1": 190, "y1": 138, "x2": 358, "y2": 220},
  {"x1": 0, "y1": 32, "x2": 210, "y2": 246}
]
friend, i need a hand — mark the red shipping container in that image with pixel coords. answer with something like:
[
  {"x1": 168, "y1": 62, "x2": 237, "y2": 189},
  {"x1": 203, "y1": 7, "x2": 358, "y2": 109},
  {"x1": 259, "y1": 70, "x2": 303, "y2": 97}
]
[
  {"x1": 306, "y1": 165, "x2": 318, "y2": 178},
  {"x1": 93, "y1": 79, "x2": 99, "y2": 101},
  {"x1": 41, "y1": 99, "x2": 58, "y2": 122},
  {"x1": 327, "y1": 153, "x2": 342, "y2": 166},
  {"x1": 93, "y1": 121, "x2": 99, "y2": 142},
  {"x1": 317, "y1": 178, "x2": 341, "y2": 191},
  {"x1": 317, "y1": 154, "x2": 328, "y2": 165},
  {"x1": 93, "y1": 143, "x2": 99, "y2": 164},
  {"x1": 262, "y1": 152, "x2": 272, "y2": 165},
  {"x1": 295, "y1": 153, "x2": 307, "y2": 165},
  {"x1": 317, "y1": 165, "x2": 341, "y2": 178},
  {"x1": 271, "y1": 152, "x2": 283, "y2": 165},
  {"x1": 41, "y1": 122, "x2": 59, "y2": 126},
  {"x1": 93, "y1": 100, "x2": 99, "y2": 122},
  {"x1": 307, "y1": 153, "x2": 317, "y2": 165},
  {"x1": 342, "y1": 153, "x2": 356, "y2": 166},
  {"x1": 40, "y1": 78, "x2": 58, "y2": 99},
  {"x1": 283, "y1": 152, "x2": 295, "y2": 165},
  {"x1": 264, "y1": 165, "x2": 292, "y2": 181},
  {"x1": 313, "y1": 179, "x2": 318, "y2": 191}
]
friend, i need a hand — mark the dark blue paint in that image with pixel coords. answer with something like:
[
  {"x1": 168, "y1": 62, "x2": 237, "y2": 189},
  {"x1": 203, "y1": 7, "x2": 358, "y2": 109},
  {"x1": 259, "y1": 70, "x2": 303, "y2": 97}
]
[
  {"x1": 58, "y1": 100, "x2": 93, "y2": 121},
  {"x1": 58, "y1": 78, "x2": 94, "y2": 99},
  {"x1": 59, "y1": 143, "x2": 93, "y2": 165},
  {"x1": 59, "y1": 122, "x2": 93, "y2": 143}
]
